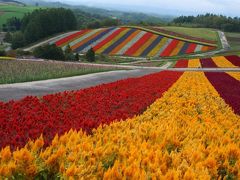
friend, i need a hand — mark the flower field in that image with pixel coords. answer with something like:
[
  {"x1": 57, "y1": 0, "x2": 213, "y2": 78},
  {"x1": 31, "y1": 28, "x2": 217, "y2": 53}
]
[
  {"x1": 51, "y1": 27, "x2": 217, "y2": 57},
  {"x1": 0, "y1": 69, "x2": 240, "y2": 179},
  {"x1": 174, "y1": 55, "x2": 240, "y2": 69}
]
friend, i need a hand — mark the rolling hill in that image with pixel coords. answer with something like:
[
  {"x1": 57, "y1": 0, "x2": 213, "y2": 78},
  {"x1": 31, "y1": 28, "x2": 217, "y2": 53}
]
[{"x1": 51, "y1": 26, "x2": 217, "y2": 57}]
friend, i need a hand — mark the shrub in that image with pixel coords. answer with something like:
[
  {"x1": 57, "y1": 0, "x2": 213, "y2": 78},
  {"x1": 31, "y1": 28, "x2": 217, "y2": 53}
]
[
  {"x1": 33, "y1": 44, "x2": 65, "y2": 60},
  {"x1": 11, "y1": 32, "x2": 25, "y2": 49},
  {"x1": 0, "y1": 50, "x2": 6, "y2": 56},
  {"x1": 75, "y1": 53, "x2": 79, "y2": 61},
  {"x1": 86, "y1": 48, "x2": 95, "y2": 62}
]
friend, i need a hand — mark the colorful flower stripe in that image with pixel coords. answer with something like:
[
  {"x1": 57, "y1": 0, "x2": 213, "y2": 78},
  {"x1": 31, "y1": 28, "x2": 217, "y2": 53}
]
[
  {"x1": 212, "y1": 56, "x2": 238, "y2": 68},
  {"x1": 185, "y1": 43, "x2": 197, "y2": 54},
  {"x1": 109, "y1": 30, "x2": 141, "y2": 55},
  {"x1": 225, "y1": 55, "x2": 240, "y2": 67},
  {"x1": 174, "y1": 59, "x2": 188, "y2": 68},
  {"x1": 71, "y1": 29, "x2": 106, "y2": 51},
  {"x1": 74, "y1": 27, "x2": 116, "y2": 52},
  {"x1": 102, "y1": 28, "x2": 136, "y2": 54},
  {"x1": 227, "y1": 72, "x2": 240, "y2": 81},
  {"x1": 96, "y1": 28, "x2": 129, "y2": 54},
  {"x1": 205, "y1": 72, "x2": 240, "y2": 114},
  {"x1": 93, "y1": 28, "x2": 123, "y2": 52},
  {"x1": 140, "y1": 36, "x2": 163, "y2": 57},
  {"x1": 62, "y1": 29, "x2": 100, "y2": 50},
  {"x1": 115, "y1": 30, "x2": 146, "y2": 55},
  {"x1": 52, "y1": 27, "x2": 215, "y2": 57},
  {"x1": 160, "y1": 39, "x2": 179, "y2": 57},
  {"x1": 200, "y1": 58, "x2": 217, "y2": 68},
  {"x1": 82, "y1": 28, "x2": 120, "y2": 53},
  {"x1": 0, "y1": 71, "x2": 182, "y2": 150},
  {"x1": 194, "y1": 44, "x2": 203, "y2": 52},
  {"x1": 188, "y1": 59, "x2": 201, "y2": 68},
  {"x1": 152, "y1": 38, "x2": 171, "y2": 57},
  {"x1": 133, "y1": 34, "x2": 157, "y2": 57},
  {"x1": 55, "y1": 30, "x2": 88, "y2": 47},
  {"x1": 124, "y1": 32, "x2": 152, "y2": 56},
  {"x1": 177, "y1": 42, "x2": 190, "y2": 55},
  {"x1": 170, "y1": 41, "x2": 185, "y2": 56},
  {"x1": 1, "y1": 72, "x2": 239, "y2": 179}
]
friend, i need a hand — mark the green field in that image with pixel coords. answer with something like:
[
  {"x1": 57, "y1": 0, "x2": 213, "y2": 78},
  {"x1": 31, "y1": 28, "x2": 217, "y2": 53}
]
[
  {"x1": 0, "y1": 5, "x2": 39, "y2": 29},
  {"x1": 225, "y1": 32, "x2": 240, "y2": 51},
  {"x1": 161, "y1": 26, "x2": 218, "y2": 42},
  {"x1": 0, "y1": 60, "x2": 121, "y2": 84}
]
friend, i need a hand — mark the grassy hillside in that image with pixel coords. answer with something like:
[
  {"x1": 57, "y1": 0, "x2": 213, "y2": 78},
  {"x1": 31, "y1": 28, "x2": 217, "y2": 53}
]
[
  {"x1": 225, "y1": 32, "x2": 240, "y2": 50},
  {"x1": 0, "y1": 5, "x2": 39, "y2": 29},
  {"x1": 160, "y1": 26, "x2": 218, "y2": 42}
]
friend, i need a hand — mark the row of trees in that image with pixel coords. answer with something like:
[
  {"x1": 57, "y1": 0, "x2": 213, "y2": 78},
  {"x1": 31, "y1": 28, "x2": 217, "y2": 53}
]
[
  {"x1": 173, "y1": 14, "x2": 240, "y2": 32},
  {"x1": 33, "y1": 44, "x2": 95, "y2": 62}
]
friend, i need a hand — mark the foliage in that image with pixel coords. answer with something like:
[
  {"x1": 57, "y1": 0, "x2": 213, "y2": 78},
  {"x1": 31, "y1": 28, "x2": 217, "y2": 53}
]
[
  {"x1": 33, "y1": 44, "x2": 65, "y2": 60},
  {"x1": 75, "y1": 53, "x2": 79, "y2": 61},
  {"x1": 11, "y1": 31, "x2": 25, "y2": 49},
  {"x1": 2, "y1": 17, "x2": 21, "y2": 32},
  {"x1": 0, "y1": 50, "x2": 6, "y2": 56},
  {"x1": 3, "y1": 32, "x2": 12, "y2": 43},
  {"x1": 21, "y1": 8, "x2": 77, "y2": 44},
  {"x1": 86, "y1": 47, "x2": 95, "y2": 62},
  {"x1": 173, "y1": 13, "x2": 240, "y2": 32}
]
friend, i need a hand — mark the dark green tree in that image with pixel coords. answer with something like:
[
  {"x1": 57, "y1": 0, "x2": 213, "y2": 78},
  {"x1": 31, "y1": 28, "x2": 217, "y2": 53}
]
[
  {"x1": 86, "y1": 48, "x2": 95, "y2": 62},
  {"x1": 33, "y1": 44, "x2": 65, "y2": 60},
  {"x1": 11, "y1": 32, "x2": 25, "y2": 49},
  {"x1": 75, "y1": 53, "x2": 79, "y2": 61},
  {"x1": 4, "y1": 32, "x2": 12, "y2": 43}
]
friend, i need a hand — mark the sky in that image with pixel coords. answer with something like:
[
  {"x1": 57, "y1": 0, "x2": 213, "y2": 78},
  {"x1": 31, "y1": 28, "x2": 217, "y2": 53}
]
[{"x1": 55, "y1": 0, "x2": 240, "y2": 17}]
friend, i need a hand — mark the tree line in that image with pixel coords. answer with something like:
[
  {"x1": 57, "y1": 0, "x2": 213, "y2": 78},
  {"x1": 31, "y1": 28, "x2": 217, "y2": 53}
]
[
  {"x1": 5, "y1": 8, "x2": 77, "y2": 49},
  {"x1": 173, "y1": 13, "x2": 240, "y2": 32}
]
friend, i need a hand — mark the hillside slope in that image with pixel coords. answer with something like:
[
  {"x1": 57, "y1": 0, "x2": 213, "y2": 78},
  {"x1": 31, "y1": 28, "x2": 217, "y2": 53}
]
[{"x1": 51, "y1": 27, "x2": 217, "y2": 57}]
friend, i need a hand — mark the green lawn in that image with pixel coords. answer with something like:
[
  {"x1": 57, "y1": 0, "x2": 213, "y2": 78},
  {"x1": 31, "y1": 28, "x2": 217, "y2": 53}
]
[
  {"x1": 0, "y1": 60, "x2": 121, "y2": 84},
  {"x1": 225, "y1": 32, "x2": 240, "y2": 51},
  {"x1": 0, "y1": 5, "x2": 40, "y2": 29},
  {"x1": 161, "y1": 26, "x2": 218, "y2": 42}
]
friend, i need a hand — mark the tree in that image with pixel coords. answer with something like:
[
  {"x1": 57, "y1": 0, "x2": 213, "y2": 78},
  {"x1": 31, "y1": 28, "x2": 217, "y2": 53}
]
[
  {"x1": 64, "y1": 44, "x2": 75, "y2": 61},
  {"x1": 0, "y1": 50, "x2": 6, "y2": 56},
  {"x1": 11, "y1": 32, "x2": 25, "y2": 49},
  {"x1": 33, "y1": 44, "x2": 65, "y2": 60},
  {"x1": 86, "y1": 48, "x2": 95, "y2": 62},
  {"x1": 75, "y1": 53, "x2": 79, "y2": 61},
  {"x1": 4, "y1": 32, "x2": 12, "y2": 43},
  {"x1": 21, "y1": 8, "x2": 77, "y2": 44}
]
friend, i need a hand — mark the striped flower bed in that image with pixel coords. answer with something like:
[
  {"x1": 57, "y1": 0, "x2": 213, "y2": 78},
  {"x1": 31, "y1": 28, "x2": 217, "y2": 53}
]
[
  {"x1": 52, "y1": 27, "x2": 217, "y2": 57},
  {"x1": 0, "y1": 71, "x2": 239, "y2": 179},
  {"x1": 174, "y1": 55, "x2": 240, "y2": 69}
]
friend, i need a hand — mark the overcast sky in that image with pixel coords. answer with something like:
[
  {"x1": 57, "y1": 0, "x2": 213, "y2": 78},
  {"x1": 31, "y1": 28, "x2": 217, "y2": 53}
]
[{"x1": 56, "y1": 0, "x2": 240, "y2": 17}]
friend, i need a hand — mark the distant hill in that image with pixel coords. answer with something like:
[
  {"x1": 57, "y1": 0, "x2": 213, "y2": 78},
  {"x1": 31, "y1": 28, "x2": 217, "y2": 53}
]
[
  {"x1": 0, "y1": 0, "x2": 25, "y2": 6},
  {"x1": 17, "y1": 0, "x2": 172, "y2": 24}
]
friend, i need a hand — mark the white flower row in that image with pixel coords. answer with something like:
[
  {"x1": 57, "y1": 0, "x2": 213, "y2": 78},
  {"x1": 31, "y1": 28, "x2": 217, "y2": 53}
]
[{"x1": 194, "y1": 44, "x2": 203, "y2": 52}]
